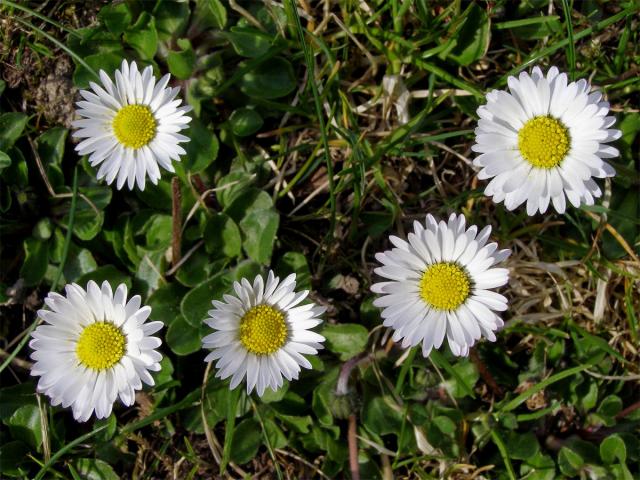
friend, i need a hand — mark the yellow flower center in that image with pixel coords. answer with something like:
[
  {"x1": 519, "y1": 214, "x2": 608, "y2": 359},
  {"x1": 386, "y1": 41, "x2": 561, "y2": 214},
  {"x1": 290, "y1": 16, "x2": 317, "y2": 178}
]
[
  {"x1": 518, "y1": 115, "x2": 570, "y2": 169},
  {"x1": 112, "y1": 104, "x2": 157, "y2": 149},
  {"x1": 76, "y1": 322, "x2": 126, "y2": 371},
  {"x1": 239, "y1": 305, "x2": 288, "y2": 355},
  {"x1": 420, "y1": 262, "x2": 471, "y2": 311}
]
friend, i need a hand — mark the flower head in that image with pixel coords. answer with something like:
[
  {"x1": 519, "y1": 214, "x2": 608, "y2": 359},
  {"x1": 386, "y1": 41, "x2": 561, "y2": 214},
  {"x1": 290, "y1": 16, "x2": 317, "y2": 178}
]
[
  {"x1": 371, "y1": 214, "x2": 510, "y2": 357},
  {"x1": 473, "y1": 66, "x2": 620, "y2": 215},
  {"x1": 30, "y1": 281, "x2": 163, "y2": 421},
  {"x1": 202, "y1": 271, "x2": 326, "y2": 396},
  {"x1": 73, "y1": 60, "x2": 192, "y2": 190}
]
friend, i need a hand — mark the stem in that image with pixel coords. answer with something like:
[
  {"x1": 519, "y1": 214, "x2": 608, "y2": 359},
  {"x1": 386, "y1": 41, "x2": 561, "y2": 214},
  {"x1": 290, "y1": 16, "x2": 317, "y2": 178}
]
[
  {"x1": 171, "y1": 177, "x2": 182, "y2": 268},
  {"x1": 348, "y1": 414, "x2": 360, "y2": 480}
]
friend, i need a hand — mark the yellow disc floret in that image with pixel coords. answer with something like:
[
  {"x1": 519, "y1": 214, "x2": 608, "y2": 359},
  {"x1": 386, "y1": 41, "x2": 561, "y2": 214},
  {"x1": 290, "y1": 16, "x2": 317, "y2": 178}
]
[
  {"x1": 76, "y1": 322, "x2": 126, "y2": 370},
  {"x1": 420, "y1": 262, "x2": 471, "y2": 311},
  {"x1": 239, "y1": 304, "x2": 288, "y2": 355},
  {"x1": 518, "y1": 115, "x2": 570, "y2": 169},
  {"x1": 112, "y1": 104, "x2": 157, "y2": 149}
]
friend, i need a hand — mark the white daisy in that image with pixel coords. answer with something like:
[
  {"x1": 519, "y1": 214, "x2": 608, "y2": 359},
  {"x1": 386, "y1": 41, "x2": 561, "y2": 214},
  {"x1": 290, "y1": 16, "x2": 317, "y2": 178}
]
[
  {"x1": 473, "y1": 66, "x2": 621, "y2": 215},
  {"x1": 202, "y1": 271, "x2": 326, "y2": 397},
  {"x1": 371, "y1": 213, "x2": 511, "y2": 357},
  {"x1": 72, "y1": 60, "x2": 192, "y2": 191},
  {"x1": 29, "y1": 281, "x2": 163, "y2": 422}
]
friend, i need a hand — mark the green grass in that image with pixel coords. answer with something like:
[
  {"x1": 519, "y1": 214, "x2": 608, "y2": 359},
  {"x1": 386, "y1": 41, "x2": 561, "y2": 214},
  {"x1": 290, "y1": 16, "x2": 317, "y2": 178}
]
[{"x1": 0, "y1": 1, "x2": 639, "y2": 479}]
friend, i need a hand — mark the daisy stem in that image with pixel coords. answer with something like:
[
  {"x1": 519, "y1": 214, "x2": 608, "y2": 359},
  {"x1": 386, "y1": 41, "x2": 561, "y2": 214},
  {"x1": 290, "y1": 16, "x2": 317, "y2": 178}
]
[
  {"x1": 0, "y1": 167, "x2": 79, "y2": 376},
  {"x1": 394, "y1": 346, "x2": 417, "y2": 394},
  {"x1": 560, "y1": 0, "x2": 576, "y2": 81},
  {"x1": 251, "y1": 397, "x2": 284, "y2": 480},
  {"x1": 171, "y1": 177, "x2": 182, "y2": 268},
  {"x1": 490, "y1": 429, "x2": 517, "y2": 480},
  {"x1": 34, "y1": 424, "x2": 109, "y2": 480}
]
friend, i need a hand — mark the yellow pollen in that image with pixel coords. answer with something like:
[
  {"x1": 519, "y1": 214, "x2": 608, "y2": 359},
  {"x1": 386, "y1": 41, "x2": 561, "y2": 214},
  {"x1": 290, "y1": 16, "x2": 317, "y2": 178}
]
[
  {"x1": 420, "y1": 262, "x2": 471, "y2": 311},
  {"x1": 518, "y1": 115, "x2": 570, "y2": 169},
  {"x1": 76, "y1": 322, "x2": 126, "y2": 370},
  {"x1": 239, "y1": 305, "x2": 288, "y2": 355},
  {"x1": 112, "y1": 104, "x2": 157, "y2": 149}
]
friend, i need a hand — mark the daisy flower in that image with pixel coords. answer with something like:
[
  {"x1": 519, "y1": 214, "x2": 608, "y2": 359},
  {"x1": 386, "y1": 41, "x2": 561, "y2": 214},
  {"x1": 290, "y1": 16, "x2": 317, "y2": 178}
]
[
  {"x1": 72, "y1": 60, "x2": 192, "y2": 191},
  {"x1": 202, "y1": 271, "x2": 326, "y2": 397},
  {"x1": 30, "y1": 281, "x2": 163, "y2": 422},
  {"x1": 473, "y1": 66, "x2": 620, "y2": 215},
  {"x1": 371, "y1": 214, "x2": 510, "y2": 357}
]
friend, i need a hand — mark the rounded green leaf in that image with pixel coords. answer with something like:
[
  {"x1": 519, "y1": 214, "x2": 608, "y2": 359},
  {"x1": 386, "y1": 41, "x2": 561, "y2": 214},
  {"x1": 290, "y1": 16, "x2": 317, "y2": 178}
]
[
  {"x1": 7, "y1": 405, "x2": 42, "y2": 450},
  {"x1": 73, "y1": 458, "x2": 119, "y2": 480},
  {"x1": 227, "y1": 26, "x2": 272, "y2": 58},
  {"x1": 180, "y1": 273, "x2": 233, "y2": 327},
  {"x1": 204, "y1": 213, "x2": 242, "y2": 258},
  {"x1": 230, "y1": 418, "x2": 262, "y2": 464},
  {"x1": 166, "y1": 315, "x2": 202, "y2": 355},
  {"x1": 0, "y1": 113, "x2": 28, "y2": 151},
  {"x1": 229, "y1": 107, "x2": 263, "y2": 137},
  {"x1": 321, "y1": 323, "x2": 369, "y2": 360},
  {"x1": 239, "y1": 57, "x2": 296, "y2": 99},
  {"x1": 600, "y1": 434, "x2": 626, "y2": 464},
  {"x1": 167, "y1": 39, "x2": 196, "y2": 80}
]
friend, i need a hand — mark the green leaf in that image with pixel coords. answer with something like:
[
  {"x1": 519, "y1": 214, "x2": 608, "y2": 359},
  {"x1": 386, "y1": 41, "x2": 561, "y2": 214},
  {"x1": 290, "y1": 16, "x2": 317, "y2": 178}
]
[
  {"x1": 124, "y1": 12, "x2": 158, "y2": 60},
  {"x1": 63, "y1": 246, "x2": 97, "y2": 283},
  {"x1": 446, "y1": 3, "x2": 491, "y2": 66},
  {"x1": 239, "y1": 208, "x2": 279, "y2": 265},
  {"x1": 20, "y1": 238, "x2": 48, "y2": 286},
  {"x1": 264, "y1": 418, "x2": 287, "y2": 449},
  {"x1": 600, "y1": 434, "x2": 626, "y2": 464},
  {"x1": 597, "y1": 395, "x2": 623, "y2": 418},
  {"x1": 98, "y1": 3, "x2": 132, "y2": 34},
  {"x1": 135, "y1": 250, "x2": 166, "y2": 298},
  {"x1": 0, "y1": 150, "x2": 11, "y2": 175},
  {"x1": 204, "y1": 213, "x2": 242, "y2": 258},
  {"x1": 230, "y1": 418, "x2": 262, "y2": 464},
  {"x1": 146, "y1": 282, "x2": 188, "y2": 325},
  {"x1": 505, "y1": 431, "x2": 540, "y2": 460},
  {"x1": 75, "y1": 265, "x2": 132, "y2": 290},
  {"x1": 322, "y1": 323, "x2": 368, "y2": 360},
  {"x1": 33, "y1": 218, "x2": 53, "y2": 241},
  {"x1": 0, "y1": 441, "x2": 30, "y2": 476},
  {"x1": 73, "y1": 458, "x2": 119, "y2": 480},
  {"x1": 0, "y1": 382, "x2": 37, "y2": 421},
  {"x1": 61, "y1": 186, "x2": 112, "y2": 241},
  {"x1": 37, "y1": 127, "x2": 67, "y2": 167},
  {"x1": 167, "y1": 38, "x2": 196, "y2": 80},
  {"x1": 181, "y1": 273, "x2": 233, "y2": 327},
  {"x1": 216, "y1": 171, "x2": 255, "y2": 209},
  {"x1": 229, "y1": 107, "x2": 264, "y2": 137},
  {"x1": 155, "y1": 0, "x2": 190, "y2": 37},
  {"x1": 443, "y1": 359, "x2": 479, "y2": 399},
  {"x1": 7, "y1": 405, "x2": 42, "y2": 450},
  {"x1": 558, "y1": 446, "x2": 584, "y2": 477},
  {"x1": 181, "y1": 118, "x2": 219, "y2": 174},
  {"x1": 144, "y1": 214, "x2": 173, "y2": 250},
  {"x1": 362, "y1": 396, "x2": 403, "y2": 436},
  {"x1": 239, "y1": 57, "x2": 296, "y2": 99},
  {"x1": 73, "y1": 52, "x2": 124, "y2": 89},
  {"x1": 166, "y1": 314, "x2": 202, "y2": 355},
  {"x1": 276, "y1": 252, "x2": 311, "y2": 290},
  {"x1": 194, "y1": 0, "x2": 227, "y2": 30},
  {"x1": 175, "y1": 251, "x2": 218, "y2": 288},
  {"x1": 0, "y1": 113, "x2": 28, "y2": 151},
  {"x1": 225, "y1": 188, "x2": 272, "y2": 222},
  {"x1": 227, "y1": 26, "x2": 272, "y2": 58}
]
